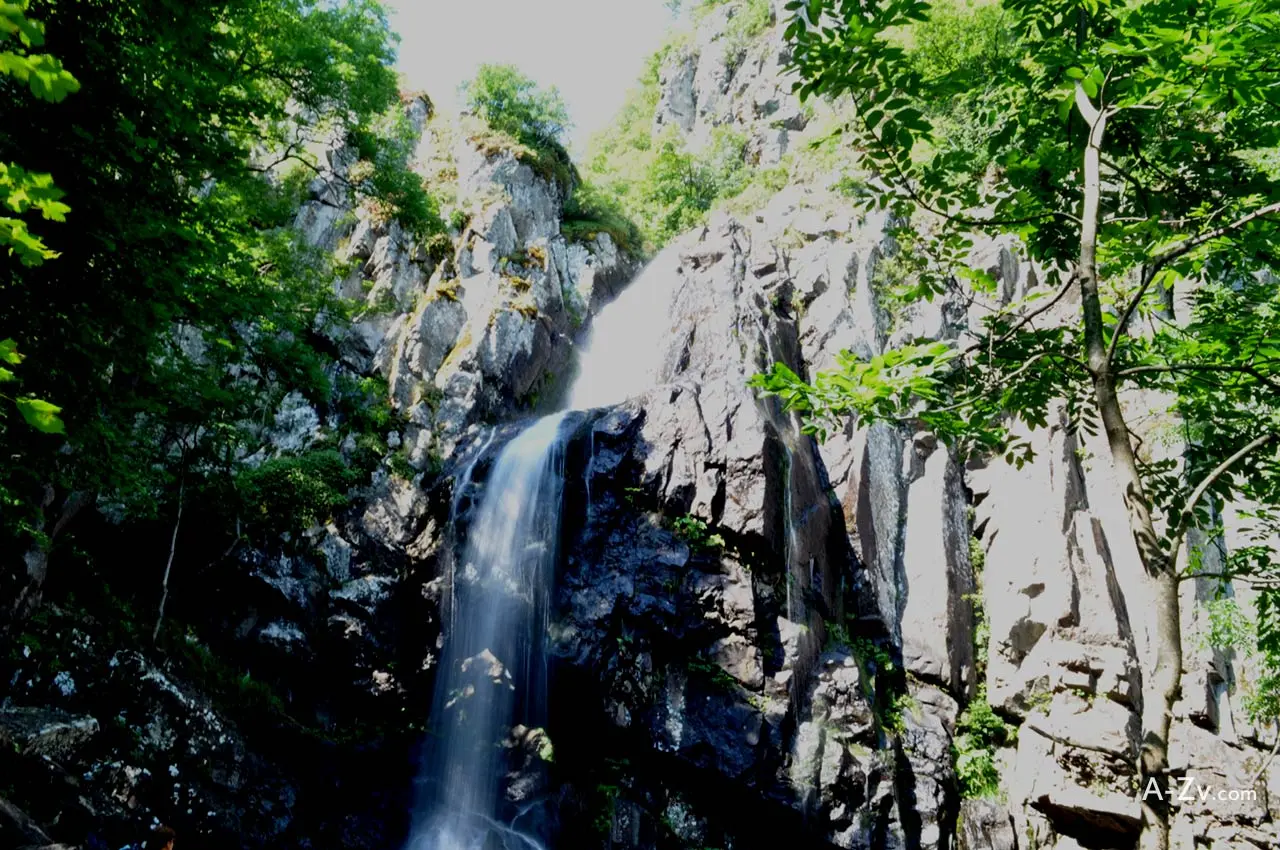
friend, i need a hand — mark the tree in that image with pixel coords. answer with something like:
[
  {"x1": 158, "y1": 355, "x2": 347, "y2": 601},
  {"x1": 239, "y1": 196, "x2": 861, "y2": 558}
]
[
  {"x1": 461, "y1": 63, "x2": 572, "y2": 152},
  {"x1": 1, "y1": 1, "x2": 77, "y2": 434},
  {"x1": 752, "y1": 3, "x2": 1280, "y2": 848},
  {"x1": 459, "y1": 63, "x2": 579, "y2": 197},
  {"x1": 0, "y1": 0, "x2": 422, "y2": 629}
]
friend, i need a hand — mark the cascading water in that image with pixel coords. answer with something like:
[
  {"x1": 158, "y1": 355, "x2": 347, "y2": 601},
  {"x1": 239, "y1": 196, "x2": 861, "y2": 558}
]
[
  {"x1": 404, "y1": 255, "x2": 680, "y2": 850},
  {"x1": 408, "y1": 414, "x2": 569, "y2": 850},
  {"x1": 568, "y1": 248, "x2": 681, "y2": 411}
]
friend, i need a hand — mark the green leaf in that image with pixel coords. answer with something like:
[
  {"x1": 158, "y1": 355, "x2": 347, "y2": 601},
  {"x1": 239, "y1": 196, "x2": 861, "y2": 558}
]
[
  {"x1": 0, "y1": 338, "x2": 23, "y2": 365},
  {"x1": 15, "y1": 396, "x2": 65, "y2": 434}
]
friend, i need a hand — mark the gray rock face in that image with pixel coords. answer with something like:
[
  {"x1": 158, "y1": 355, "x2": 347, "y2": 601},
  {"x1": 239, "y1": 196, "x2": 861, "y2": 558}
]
[
  {"x1": 0, "y1": 707, "x2": 99, "y2": 760},
  {"x1": 524, "y1": 183, "x2": 1276, "y2": 850},
  {"x1": 958, "y1": 799, "x2": 1017, "y2": 850},
  {"x1": 650, "y1": 0, "x2": 808, "y2": 164},
  {"x1": 12, "y1": 18, "x2": 1277, "y2": 850},
  {"x1": 530, "y1": 212, "x2": 963, "y2": 849}
]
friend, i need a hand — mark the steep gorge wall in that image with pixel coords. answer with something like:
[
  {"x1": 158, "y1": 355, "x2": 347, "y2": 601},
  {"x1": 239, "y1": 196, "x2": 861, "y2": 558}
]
[
  {"x1": 3, "y1": 4, "x2": 1279, "y2": 850},
  {"x1": 0, "y1": 97, "x2": 636, "y2": 850},
  {"x1": 531, "y1": 3, "x2": 1280, "y2": 848}
]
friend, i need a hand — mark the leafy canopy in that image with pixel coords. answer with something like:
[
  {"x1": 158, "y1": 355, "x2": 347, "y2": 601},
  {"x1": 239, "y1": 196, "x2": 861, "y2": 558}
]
[
  {"x1": 0, "y1": 1, "x2": 78, "y2": 267},
  {"x1": 0, "y1": 1, "x2": 78, "y2": 435},
  {"x1": 754, "y1": 0, "x2": 1280, "y2": 726},
  {"x1": 461, "y1": 63, "x2": 571, "y2": 152},
  {"x1": 0, "y1": 0, "x2": 419, "y2": 559},
  {"x1": 460, "y1": 63, "x2": 580, "y2": 199}
]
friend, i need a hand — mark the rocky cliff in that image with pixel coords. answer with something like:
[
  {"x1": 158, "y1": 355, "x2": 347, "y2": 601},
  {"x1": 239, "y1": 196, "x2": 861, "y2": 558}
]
[{"x1": 2, "y1": 4, "x2": 1277, "y2": 850}]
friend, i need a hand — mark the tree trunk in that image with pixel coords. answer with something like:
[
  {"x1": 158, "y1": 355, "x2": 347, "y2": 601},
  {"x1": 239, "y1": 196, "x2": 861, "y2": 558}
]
[
  {"x1": 152, "y1": 475, "x2": 185, "y2": 645},
  {"x1": 1074, "y1": 85, "x2": 1180, "y2": 850}
]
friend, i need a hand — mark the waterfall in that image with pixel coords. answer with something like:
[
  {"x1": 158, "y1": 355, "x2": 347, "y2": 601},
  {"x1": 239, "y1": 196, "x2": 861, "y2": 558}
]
[
  {"x1": 408, "y1": 414, "x2": 569, "y2": 850},
  {"x1": 406, "y1": 255, "x2": 680, "y2": 850},
  {"x1": 568, "y1": 248, "x2": 681, "y2": 411}
]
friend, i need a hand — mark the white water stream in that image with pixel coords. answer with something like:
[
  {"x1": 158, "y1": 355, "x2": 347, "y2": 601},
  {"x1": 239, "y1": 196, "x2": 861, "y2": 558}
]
[{"x1": 404, "y1": 257, "x2": 679, "y2": 850}]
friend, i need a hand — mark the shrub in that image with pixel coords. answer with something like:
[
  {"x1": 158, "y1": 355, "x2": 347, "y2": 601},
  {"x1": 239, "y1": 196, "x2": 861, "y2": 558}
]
[
  {"x1": 461, "y1": 64, "x2": 578, "y2": 195},
  {"x1": 952, "y1": 688, "x2": 1014, "y2": 798},
  {"x1": 672, "y1": 515, "x2": 725, "y2": 551},
  {"x1": 462, "y1": 64, "x2": 571, "y2": 150},
  {"x1": 237, "y1": 450, "x2": 359, "y2": 532},
  {"x1": 350, "y1": 105, "x2": 446, "y2": 239},
  {"x1": 563, "y1": 180, "x2": 644, "y2": 255}
]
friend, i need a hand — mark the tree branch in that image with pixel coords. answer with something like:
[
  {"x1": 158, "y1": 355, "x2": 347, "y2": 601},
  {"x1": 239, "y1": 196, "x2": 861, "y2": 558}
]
[
  {"x1": 1149, "y1": 200, "x2": 1280, "y2": 275},
  {"x1": 964, "y1": 270, "x2": 1079, "y2": 356},
  {"x1": 1176, "y1": 570, "x2": 1280, "y2": 586},
  {"x1": 152, "y1": 440, "x2": 189, "y2": 645},
  {"x1": 1106, "y1": 268, "x2": 1158, "y2": 364},
  {"x1": 1116, "y1": 363, "x2": 1280, "y2": 396},
  {"x1": 847, "y1": 104, "x2": 1079, "y2": 230},
  {"x1": 1176, "y1": 432, "x2": 1280, "y2": 541}
]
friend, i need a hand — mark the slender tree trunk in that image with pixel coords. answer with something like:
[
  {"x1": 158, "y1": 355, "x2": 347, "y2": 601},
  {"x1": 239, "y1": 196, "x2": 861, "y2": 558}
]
[
  {"x1": 152, "y1": 475, "x2": 185, "y2": 645},
  {"x1": 1074, "y1": 85, "x2": 1180, "y2": 850}
]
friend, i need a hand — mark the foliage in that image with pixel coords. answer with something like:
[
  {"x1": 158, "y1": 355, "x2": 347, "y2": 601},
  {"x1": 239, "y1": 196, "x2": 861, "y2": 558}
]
[
  {"x1": 591, "y1": 124, "x2": 753, "y2": 251},
  {"x1": 952, "y1": 688, "x2": 1014, "y2": 799},
  {"x1": 687, "y1": 654, "x2": 739, "y2": 691},
  {"x1": 892, "y1": 0, "x2": 1022, "y2": 167},
  {"x1": 581, "y1": 31, "x2": 759, "y2": 252},
  {"x1": 562, "y1": 180, "x2": 644, "y2": 255},
  {"x1": 461, "y1": 63, "x2": 577, "y2": 195},
  {"x1": 766, "y1": 1, "x2": 1280, "y2": 843},
  {"x1": 0, "y1": 2, "x2": 76, "y2": 435},
  {"x1": 707, "y1": 0, "x2": 775, "y2": 64},
  {"x1": 0, "y1": 337, "x2": 62, "y2": 433},
  {"x1": 967, "y1": 535, "x2": 990, "y2": 670},
  {"x1": 764, "y1": 0, "x2": 1280, "y2": 577},
  {"x1": 1194, "y1": 573, "x2": 1280, "y2": 726},
  {"x1": 672, "y1": 514, "x2": 726, "y2": 551},
  {"x1": 881, "y1": 690, "x2": 916, "y2": 735},
  {"x1": 462, "y1": 63, "x2": 570, "y2": 152},
  {"x1": 350, "y1": 103, "x2": 445, "y2": 238},
  {"x1": 0, "y1": 0, "x2": 410, "y2": 613},
  {"x1": 236, "y1": 450, "x2": 360, "y2": 533},
  {"x1": 850, "y1": 635, "x2": 895, "y2": 674},
  {"x1": 0, "y1": 0, "x2": 77, "y2": 267}
]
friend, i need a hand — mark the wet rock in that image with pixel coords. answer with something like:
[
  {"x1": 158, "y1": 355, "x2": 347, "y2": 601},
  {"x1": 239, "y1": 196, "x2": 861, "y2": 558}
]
[
  {"x1": 0, "y1": 707, "x2": 99, "y2": 760},
  {"x1": 958, "y1": 799, "x2": 1017, "y2": 850}
]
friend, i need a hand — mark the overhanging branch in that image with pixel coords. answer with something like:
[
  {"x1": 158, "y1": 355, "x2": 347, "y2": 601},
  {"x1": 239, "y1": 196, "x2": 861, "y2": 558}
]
[{"x1": 1176, "y1": 432, "x2": 1279, "y2": 544}]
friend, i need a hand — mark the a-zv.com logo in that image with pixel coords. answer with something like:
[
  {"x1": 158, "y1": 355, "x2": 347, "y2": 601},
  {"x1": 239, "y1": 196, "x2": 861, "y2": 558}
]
[{"x1": 1139, "y1": 776, "x2": 1258, "y2": 803}]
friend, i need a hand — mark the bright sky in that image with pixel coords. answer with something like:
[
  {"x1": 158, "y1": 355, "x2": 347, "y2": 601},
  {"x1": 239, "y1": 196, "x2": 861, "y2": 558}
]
[{"x1": 383, "y1": 0, "x2": 677, "y2": 152}]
